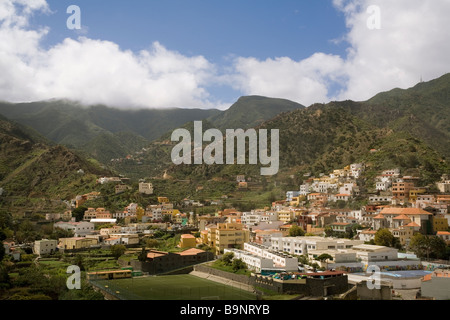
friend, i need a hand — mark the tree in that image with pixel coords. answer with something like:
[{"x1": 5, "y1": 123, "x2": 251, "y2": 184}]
[
  {"x1": 111, "y1": 244, "x2": 127, "y2": 260},
  {"x1": 138, "y1": 247, "x2": 148, "y2": 262},
  {"x1": 49, "y1": 228, "x2": 74, "y2": 240},
  {"x1": 324, "y1": 226, "x2": 333, "y2": 237},
  {"x1": 145, "y1": 239, "x2": 159, "y2": 248},
  {"x1": 0, "y1": 241, "x2": 5, "y2": 262},
  {"x1": 409, "y1": 234, "x2": 447, "y2": 259},
  {"x1": 310, "y1": 262, "x2": 320, "y2": 272},
  {"x1": 74, "y1": 254, "x2": 85, "y2": 271},
  {"x1": 316, "y1": 253, "x2": 333, "y2": 270},
  {"x1": 221, "y1": 252, "x2": 234, "y2": 266},
  {"x1": 0, "y1": 265, "x2": 10, "y2": 290},
  {"x1": 0, "y1": 211, "x2": 13, "y2": 230},
  {"x1": 288, "y1": 225, "x2": 305, "y2": 237},
  {"x1": 232, "y1": 258, "x2": 247, "y2": 272},
  {"x1": 374, "y1": 228, "x2": 395, "y2": 247},
  {"x1": 72, "y1": 206, "x2": 88, "y2": 222}
]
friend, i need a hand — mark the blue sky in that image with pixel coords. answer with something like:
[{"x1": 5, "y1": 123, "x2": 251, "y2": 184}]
[
  {"x1": 35, "y1": 1, "x2": 348, "y2": 60},
  {"x1": 1, "y1": 0, "x2": 449, "y2": 109}
]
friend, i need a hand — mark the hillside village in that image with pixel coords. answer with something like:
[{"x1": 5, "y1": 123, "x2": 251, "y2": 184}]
[{"x1": 2, "y1": 161, "x2": 450, "y2": 300}]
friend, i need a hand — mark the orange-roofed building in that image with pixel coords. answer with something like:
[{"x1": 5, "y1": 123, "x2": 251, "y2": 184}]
[
  {"x1": 392, "y1": 181, "x2": 415, "y2": 202},
  {"x1": 143, "y1": 249, "x2": 214, "y2": 274},
  {"x1": 404, "y1": 221, "x2": 421, "y2": 233},
  {"x1": 392, "y1": 214, "x2": 412, "y2": 229},
  {"x1": 177, "y1": 248, "x2": 205, "y2": 256},
  {"x1": 379, "y1": 207, "x2": 432, "y2": 233},
  {"x1": 436, "y1": 195, "x2": 450, "y2": 205},
  {"x1": 372, "y1": 214, "x2": 386, "y2": 230},
  {"x1": 421, "y1": 269, "x2": 450, "y2": 300},
  {"x1": 436, "y1": 231, "x2": 450, "y2": 244}
]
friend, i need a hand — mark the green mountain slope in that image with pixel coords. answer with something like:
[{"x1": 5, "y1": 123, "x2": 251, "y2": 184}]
[
  {"x1": 122, "y1": 74, "x2": 450, "y2": 187},
  {"x1": 0, "y1": 100, "x2": 222, "y2": 163},
  {"x1": 208, "y1": 95, "x2": 304, "y2": 130},
  {"x1": 0, "y1": 115, "x2": 111, "y2": 199},
  {"x1": 342, "y1": 73, "x2": 450, "y2": 157}
]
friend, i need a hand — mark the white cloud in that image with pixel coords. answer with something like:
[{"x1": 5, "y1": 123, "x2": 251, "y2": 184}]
[
  {"x1": 1, "y1": 0, "x2": 449, "y2": 109},
  {"x1": 0, "y1": 0, "x2": 219, "y2": 109},
  {"x1": 334, "y1": 0, "x2": 450, "y2": 101},
  {"x1": 228, "y1": 53, "x2": 346, "y2": 106},
  {"x1": 229, "y1": 0, "x2": 450, "y2": 105}
]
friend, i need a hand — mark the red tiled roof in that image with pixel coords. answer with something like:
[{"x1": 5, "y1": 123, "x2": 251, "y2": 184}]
[
  {"x1": 422, "y1": 274, "x2": 432, "y2": 282},
  {"x1": 405, "y1": 222, "x2": 420, "y2": 227},
  {"x1": 380, "y1": 207, "x2": 432, "y2": 215},
  {"x1": 147, "y1": 250, "x2": 168, "y2": 259},
  {"x1": 177, "y1": 248, "x2": 205, "y2": 256},
  {"x1": 393, "y1": 214, "x2": 411, "y2": 220}
]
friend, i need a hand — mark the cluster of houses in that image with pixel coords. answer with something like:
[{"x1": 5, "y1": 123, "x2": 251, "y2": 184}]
[
  {"x1": 287, "y1": 167, "x2": 450, "y2": 248},
  {"x1": 9, "y1": 166, "x2": 448, "y2": 300}
]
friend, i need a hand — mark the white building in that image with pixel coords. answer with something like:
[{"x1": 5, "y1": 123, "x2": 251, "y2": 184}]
[
  {"x1": 243, "y1": 243, "x2": 299, "y2": 271},
  {"x1": 357, "y1": 230, "x2": 377, "y2": 242},
  {"x1": 286, "y1": 191, "x2": 300, "y2": 202},
  {"x1": 112, "y1": 212, "x2": 128, "y2": 219},
  {"x1": 54, "y1": 221, "x2": 95, "y2": 237},
  {"x1": 382, "y1": 169, "x2": 400, "y2": 176},
  {"x1": 139, "y1": 182, "x2": 154, "y2": 195},
  {"x1": 270, "y1": 236, "x2": 364, "y2": 256},
  {"x1": 350, "y1": 244, "x2": 398, "y2": 263},
  {"x1": 224, "y1": 248, "x2": 273, "y2": 273},
  {"x1": 299, "y1": 183, "x2": 311, "y2": 196},
  {"x1": 241, "y1": 212, "x2": 263, "y2": 226},
  {"x1": 339, "y1": 183, "x2": 355, "y2": 195},
  {"x1": 34, "y1": 239, "x2": 58, "y2": 256},
  {"x1": 414, "y1": 195, "x2": 436, "y2": 209},
  {"x1": 350, "y1": 163, "x2": 364, "y2": 178},
  {"x1": 103, "y1": 234, "x2": 139, "y2": 246}
]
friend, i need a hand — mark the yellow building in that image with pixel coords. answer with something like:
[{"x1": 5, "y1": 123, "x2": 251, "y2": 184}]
[
  {"x1": 136, "y1": 206, "x2": 145, "y2": 221},
  {"x1": 409, "y1": 188, "x2": 427, "y2": 202},
  {"x1": 200, "y1": 230, "x2": 209, "y2": 247},
  {"x1": 179, "y1": 234, "x2": 197, "y2": 248},
  {"x1": 204, "y1": 226, "x2": 217, "y2": 248},
  {"x1": 392, "y1": 227, "x2": 414, "y2": 246},
  {"x1": 158, "y1": 197, "x2": 169, "y2": 203},
  {"x1": 59, "y1": 237, "x2": 98, "y2": 250},
  {"x1": 278, "y1": 210, "x2": 294, "y2": 223},
  {"x1": 432, "y1": 215, "x2": 449, "y2": 233},
  {"x1": 202, "y1": 223, "x2": 249, "y2": 254},
  {"x1": 290, "y1": 196, "x2": 306, "y2": 207}
]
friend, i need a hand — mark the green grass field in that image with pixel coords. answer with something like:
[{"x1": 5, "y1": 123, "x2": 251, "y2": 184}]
[{"x1": 93, "y1": 274, "x2": 257, "y2": 300}]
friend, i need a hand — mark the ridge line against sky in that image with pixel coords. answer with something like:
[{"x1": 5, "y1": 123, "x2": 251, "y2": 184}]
[{"x1": 0, "y1": 0, "x2": 449, "y2": 110}]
